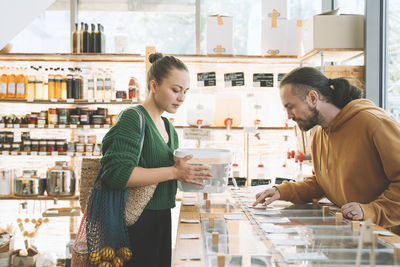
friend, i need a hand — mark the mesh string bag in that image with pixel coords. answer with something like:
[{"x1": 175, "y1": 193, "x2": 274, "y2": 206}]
[{"x1": 72, "y1": 106, "x2": 146, "y2": 266}]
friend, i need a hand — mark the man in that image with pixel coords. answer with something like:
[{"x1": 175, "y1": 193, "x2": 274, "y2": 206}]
[{"x1": 253, "y1": 67, "x2": 400, "y2": 234}]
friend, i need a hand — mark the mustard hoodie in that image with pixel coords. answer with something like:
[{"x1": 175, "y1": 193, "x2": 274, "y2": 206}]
[{"x1": 277, "y1": 99, "x2": 400, "y2": 232}]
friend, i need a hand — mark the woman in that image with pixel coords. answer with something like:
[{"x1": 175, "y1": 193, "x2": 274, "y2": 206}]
[{"x1": 100, "y1": 53, "x2": 211, "y2": 266}]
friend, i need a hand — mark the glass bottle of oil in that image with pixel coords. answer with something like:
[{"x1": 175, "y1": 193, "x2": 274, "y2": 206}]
[
  {"x1": 7, "y1": 67, "x2": 16, "y2": 99},
  {"x1": 61, "y1": 68, "x2": 67, "y2": 100},
  {"x1": 73, "y1": 23, "x2": 79, "y2": 53},
  {"x1": 55, "y1": 67, "x2": 63, "y2": 100},
  {"x1": 48, "y1": 67, "x2": 56, "y2": 100},
  {"x1": 16, "y1": 67, "x2": 26, "y2": 99},
  {"x1": 83, "y1": 23, "x2": 89, "y2": 53},
  {"x1": 80, "y1": 22, "x2": 84, "y2": 53},
  {"x1": 0, "y1": 66, "x2": 7, "y2": 99},
  {"x1": 27, "y1": 66, "x2": 36, "y2": 100},
  {"x1": 89, "y1": 24, "x2": 96, "y2": 53}
]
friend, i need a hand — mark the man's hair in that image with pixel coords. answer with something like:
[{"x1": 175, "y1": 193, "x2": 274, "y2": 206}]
[{"x1": 280, "y1": 67, "x2": 363, "y2": 109}]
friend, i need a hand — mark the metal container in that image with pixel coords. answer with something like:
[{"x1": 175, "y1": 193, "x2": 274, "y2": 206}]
[
  {"x1": 46, "y1": 161, "x2": 76, "y2": 196},
  {"x1": 0, "y1": 169, "x2": 15, "y2": 196},
  {"x1": 14, "y1": 170, "x2": 44, "y2": 196}
]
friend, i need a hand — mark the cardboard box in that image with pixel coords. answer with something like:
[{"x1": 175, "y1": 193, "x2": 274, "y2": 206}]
[
  {"x1": 0, "y1": 251, "x2": 11, "y2": 267},
  {"x1": 207, "y1": 15, "x2": 233, "y2": 55},
  {"x1": 12, "y1": 254, "x2": 38, "y2": 267},
  {"x1": 302, "y1": 14, "x2": 364, "y2": 55},
  {"x1": 261, "y1": 0, "x2": 289, "y2": 19},
  {"x1": 261, "y1": 18, "x2": 301, "y2": 56}
]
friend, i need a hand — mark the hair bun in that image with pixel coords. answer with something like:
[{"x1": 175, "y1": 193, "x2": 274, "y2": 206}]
[{"x1": 149, "y1": 53, "x2": 164, "y2": 64}]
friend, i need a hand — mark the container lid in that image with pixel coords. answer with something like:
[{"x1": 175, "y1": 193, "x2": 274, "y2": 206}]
[{"x1": 174, "y1": 148, "x2": 233, "y2": 164}]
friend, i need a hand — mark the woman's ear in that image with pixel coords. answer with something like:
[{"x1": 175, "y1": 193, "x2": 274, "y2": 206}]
[{"x1": 150, "y1": 80, "x2": 157, "y2": 94}]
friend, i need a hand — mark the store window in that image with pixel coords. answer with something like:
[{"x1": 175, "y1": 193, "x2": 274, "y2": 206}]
[
  {"x1": 335, "y1": 0, "x2": 365, "y2": 14},
  {"x1": 78, "y1": 0, "x2": 196, "y2": 55},
  {"x1": 8, "y1": 0, "x2": 70, "y2": 53},
  {"x1": 388, "y1": 0, "x2": 400, "y2": 121}
]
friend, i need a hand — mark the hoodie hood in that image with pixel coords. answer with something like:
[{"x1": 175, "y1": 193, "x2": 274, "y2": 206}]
[{"x1": 327, "y1": 99, "x2": 383, "y2": 132}]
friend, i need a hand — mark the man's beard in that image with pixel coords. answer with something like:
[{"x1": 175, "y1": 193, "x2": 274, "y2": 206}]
[{"x1": 295, "y1": 104, "x2": 321, "y2": 131}]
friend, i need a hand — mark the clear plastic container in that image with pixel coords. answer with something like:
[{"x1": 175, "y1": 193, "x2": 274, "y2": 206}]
[{"x1": 174, "y1": 148, "x2": 233, "y2": 193}]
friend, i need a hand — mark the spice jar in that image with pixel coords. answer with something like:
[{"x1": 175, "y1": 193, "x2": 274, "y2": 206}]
[
  {"x1": 12, "y1": 143, "x2": 21, "y2": 152},
  {"x1": 76, "y1": 143, "x2": 85, "y2": 153},
  {"x1": 77, "y1": 135, "x2": 85, "y2": 144},
  {"x1": 67, "y1": 142, "x2": 76, "y2": 152},
  {"x1": 70, "y1": 115, "x2": 80, "y2": 125},
  {"x1": 85, "y1": 144, "x2": 93, "y2": 153},
  {"x1": 87, "y1": 135, "x2": 96, "y2": 144},
  {"x1": 47, "y1": 140, "x2": 56, "y2": 152},
  {"x1": 56, "y1": 140, "x2": 66, "y2": 152},
  {"x1": 80, "y1": 109, "x2": 90, "y2": 125},
  {"x1": 48, "y1": 108, "x2": 58, "y2": 125},
  {"x1": 57, "y1": 108, "x2": 69, "y2": 125},
  {"x1": 39, "y1": 140, "x2": 47, "y2": 152},
  {"x1": 23, "y1": 140, "x2": 31, "y2": 152},
  {"x1": 21, "y1": 132, "x2": 30, "y2": 141},
  {"x1": 31, "y1": 140, "x2": 39, "y2": 152},
  {"x1": 111, "y1": 115, "x2": 118, "y2": 125}
]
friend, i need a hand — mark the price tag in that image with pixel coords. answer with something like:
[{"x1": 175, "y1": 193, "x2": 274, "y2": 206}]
[
  {"x1": 67, "y1": 152, "x2": 74, "y2": 157},
  {"x1": 2, "y1": 151, "x2": 9, "y2": 156},
  {"x1": 104, "y1": 99, "x2": 111, "y2": 103},
  {"x1": 94, "y1": 124, "x2": 100, "y2": 129},
  {"x1": 93, "y1": 151, "x2": 100, "y2": 156},
  {"x1": 37, "y1": 124, "x2": 45, "y2": 128},
  {"x1": 51, "y1": 151, "x2": 58, "y2": 156},
  {"x1": 0, "y1": 123, "x2": 4, "y2": 128},
  {"x1": 21, "y1": 152, "x2": 28, "y2": 156},
  {"x1": 6, "y1": 124, "x2": 13, "y2": 128},
  {"x1": 253, "y1": 73, "x2": 274, "y2": 87},
  {"x1": 244, "y1": 126, "x2": 256, "y2": 133},
  {"x1": 67, "y1": 98, "x2": 74, "y2": 103},
  {"x1": 28, "y1": 124, "x2": 35, "y2": 128},
  {"x1": 183, "y1": 128, "x2": 211, "y2": 141},
  {"x1": 48, "y1": 124, "x2": 55, "y2": 129},
  {"x1": 50, "y1": 98, "x2": 58, "y2": 103},
  {"x1": 30, "y1": 152, "x2": 38, "y2": 156},
  {"x1": 58, "y1": 124, "x2": 66, "y2": 129},
  {"x1": 76, "y1": 152, "x2": 82, "y2": 157},
  {"x1": 11, "y1": 151, "x2": 18, "y2": 156},
  {"x1": 103, "y1": 124, "x2": 110, "y2": 129},
  {"x1": 86, "y1": 152, "x2": 93, "y2": 157},
  {"x1": 83, "y1": 125, "x2": 90, "y2": 129},
  {"x1": 27, "y1": 98, "x2": 34, "y2": 102},
  {"x1": 70, "y1": 124, "x2": 77, "y2": 129},
  {"x1": 96, "y1": 99, "x2": 103, "y2": 103},
  {"x1": 88, "y1": 98, "x2": 95, "y2": 103},
  {"x1": 39, "y1": 152, "x2": 47, "y2": 156},
  {"x1": 116, "y1": 98, "x2": 123, "y2": 102},
  {"x1": 14, "y1": 124, "x2": 20, "y2": 129},
  {"x1": 224, "y1": 72, "x2": 245, "y2": 87},
  {"x1": 197, "y1": 72, "x2": 216, "y2": 87}
]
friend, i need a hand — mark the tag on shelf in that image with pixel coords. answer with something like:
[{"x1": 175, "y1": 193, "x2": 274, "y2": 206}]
[
  {"x1": 38, "y1": 124, "x2": 45, "y2": 128},
  {"x1": 27, "y1": 98, "x2": 34, "y2": 102},
  {"x1": 21, "y1": 152, "x2": 28, "y2": 156},
  {"x1": 104, "y1": 99, "x2": 111, "y2": 103},
  {"x1": 103, "y1": 124, "x2": 110, "y2": 128},
  {"x1": 58, "y1": 124, "x2": 66, "y2": 129},
  {"x1": 67, "y1": 152, "x2": 74, "y2": 157},
  {"x1": 67, "y1": 98, "x2": 74, "y2": 103},
  {"x1": 6, "y1": 124, "x2": 13, "y2": 128},
  {"x1": 94, "y1": 125, "x2": 100, "y2": 129},
  {"x1": 28, "y1": 124, "x2": 35, "y2": 128},
  {"x1": 96, "y1": 99, "x2": 103, "y2": 103},
  {"x1": 48, "y1": 124, "x2": 55, "y2": 129},
  {"x1": 39, "y1": 152, "x2": 47, "y2": 156},
  {"x1": 30, "y1": 152, "x2": 38, "y2": 156},
  {"x1": 253, "y1": 73, "x2": 274, "y2": 87},
  {"x1": 183, "y1": 128, "x2": 211, "y2": 141},
  {"x1": 224, "y1": 72, "x2": 245, "y2": 87},
  {"x1": 83, "y1": 125, "x2": 90, "y2": 129},
  {"x1": 76, "y1": 152, "x2": 82, "y2": 157},
  {"x1": 50, "y1": 98, "x2": 58, "y2": 103},
  {"x1": 86, "y1": 152, "x2": 93, "y2": 157},
  {"x1": 70, "y1": 124, "x2": 77, "y2": 129},
  {"x1": 11, "y1": 151, "x2": 18, "y2": 156},
  {"x1": 13, "y1": 124, "x2": 20, "y2": 129},
  {"x1": 116, "y1": 98, "x2": 123, "y2": 102},
  {"x1": 93, "y1": 151, "x2": 100, "y2": 156},
  {"x1": 2, "y1": 151, "x2": 9, "y2": 156},
  {"x1": 51, "y1": 151, "x2": 58, "y2": 156},
  {"x1": 88, "y1": 98, "x2": 95, "y2": 103}
]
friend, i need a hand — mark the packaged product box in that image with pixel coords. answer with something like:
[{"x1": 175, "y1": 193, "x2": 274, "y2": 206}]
[
  {"x1": 261, "y1": 18, "x2": 301, "y2": 56},
  {"x1": 261, "y1": 0, "x2": 289, "y2": 19},
  {"x1": 302, "y1": 14, "x2": 364, "y2": 56},
  {"x1": 207, "y1": 15, "x2": 233, "y2": 55},
  {"x1": 0, "y1": 251, "x2": 12, "y2": 267}
]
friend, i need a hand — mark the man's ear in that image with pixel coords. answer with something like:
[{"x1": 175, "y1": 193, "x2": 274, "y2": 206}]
[{"x1": 308, "y1": 89, "x2": 319, "y2": 105}]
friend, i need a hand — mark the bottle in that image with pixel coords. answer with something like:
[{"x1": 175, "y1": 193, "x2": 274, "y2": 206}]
[
  {"x1": 89, "y1": 24, "x2": 96, "y2": 53},
  {"x1": 61, "y1": 68, "x2": 67, "y2": 100},
  {"x1": 72, "y1": 23, "x2": 79, "y2": 53},
  {"x1": 104, "y1": 69, "x2": 112, "y2": 100},
  {"x1": 55, "y1": 68, "x2": 63, "y2": 100},
  {"x1": 101, "y1": 24, "x2": 106, "y2": 53},
  {"x1": 42, "y1": 67, "x2": 48, "y2": 100},
  {"x1": 7, "y1": 67, "x2": 16, "y2": 98},
  {"x1": 26, "y1": 66, "x2": 36, "y2": 100},
  {"x1": 0, "y1": 66, "x2": 7, "y2": 99},
  {"x1": 72, "y1": 68, "x2": 81, "y2": 99},
  {"x1": 95, "y1": 69, "x2": 104, "y2": 100},
  {"x1": 78, "y1": 68, "x2": 84, "y2": 99},
  {"x1": 48, "y1": 67, "x2": 56, "y2": 100},
  {"x1": 66, "y1": 68, "x2": 73, "y2": 99},
  {"x1": 95, "y1": 24, "x2": 103, "y2": 53},
  {"x1": 79, "y1": 22, "x2": 84, "y2": 53},
  {"x1": 83, "y1": 23, "x2": 89, "y2": 53},
  {"x1": 128, "y1": 77, "x2": 137, "y2": 101},
  {"x1": 87, "y1": 70, "x2": 95, "y2": 100},
  {"x1": 16, "y1": 67, "x2": 26, "y2": 99}
]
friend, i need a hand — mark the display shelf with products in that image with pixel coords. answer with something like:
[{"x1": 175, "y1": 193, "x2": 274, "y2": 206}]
[
  {"x1": 0, "y1": 195, "x2": 79, "y2": 200},
  {"x1": 298, "y1": 48, "x2": 364, "y2": 64},
  {"x1": 0, "y1": 151, "x2": 100, "y2": 157},
  {"x1": 0, "y1": 98, "x2": 139, "y2": 104}
]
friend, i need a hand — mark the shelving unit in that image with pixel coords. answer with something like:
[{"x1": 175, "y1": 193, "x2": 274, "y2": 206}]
[
  {"x1": 0, "y1": 195, "x2": 79, "y2": 200},
  {"x1": 0, "y1": 151, "x2": 100, "y2": 157},
  {"x1": 0, "y1": 98, "x2": 139, "y2": 104}
]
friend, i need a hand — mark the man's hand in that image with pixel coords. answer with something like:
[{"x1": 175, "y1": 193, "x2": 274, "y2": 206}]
[
  {"x1": 341, "y1": 202, "x2": 364, "y2": 221},
  {"x1": 252, "y1": 187, "x2": 280, "y2": 206}
]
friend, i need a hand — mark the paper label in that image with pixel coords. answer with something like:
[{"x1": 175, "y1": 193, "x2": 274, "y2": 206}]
[
  {"x1": 0, "y1": 83, "x2": 6, "y2": 94},
  {"x1": 48, "y1": 124, "x2": 55, "y2": 128},
  {"x1": 50, "y1": 98, "x2": 58, "y2": 102},
  {"x1": 253, "y1": 73, "x2": 274, "y2": 87},
  {"x1": 116, "y1": 98, "x2": 122, "y2": 102},
  {"x1": 180, "y1": 219, "x2": 200, "y2": 224},
  {"x1": 14, "y1": 124, "x2": 20, "y2": 128},
  {"x1": 17, "y1": 83, "x2": 25, "y2": 95},
  {"x1": 51, "y1": 151, "x2": 58, "y2": 156},
  {"x1": 21, "y1": 152, "x2": 28, "y2": 156},
  {"x1": 86, "y1": 152, "x2": 93, "y2": 157},
  {"x1": 224, "y1": 72, "x2": 245, "y2": 87},
  {"x1": 83, "y1": 125, "x2": 90, "y2": 129},
  {"x1": 58, "y1": 124, "x2": 66, "y2": 129},
  {"x1": 28, "y1": 124, "x2": 35, "y2": 128},
  {"x1": 30, "y1": 152, "x2": 38, "y2": 156},
  {"x1": 103, "y1": 124, "x2": 110, "y2": 128},
  {"x1": 76, "y1": 152, "x2": 82, "y2": 157},
  {"x1": 94, "y1": 125, "x2": 100, "y2": 128},
  {"x1": 67, "y1": 98, "x2": 74, "y2": 103},
  {"x1": 67, "y1": 152, "x2": 74, "y2": 156},
  {"x1": 70, "y1": 124, "x2": 77, "y2": 129},
  {"x1": 39, "y1": 152, "x2": 47, "y2": 156},
  {"x1": 183, "y1": 128, "x2": 211, "y2": 141},
  {"x1": 6, "y1": 124, "x2": 13, "y2": 128},
  {"x1": 11, "y1": 151, "x2": 18, "y2": 155},
  {"x1": 197, "y1": 72, "x2": 216, "y2": 87},
  {"x1": 27, "y1": 98, "x2": 34, "y2": 102},
  {"x1": 2, "y1": 151, "x2": 9, "y2": 156},
  {"x1": 7, "y1": 83, "x2": 15, "y2": 94}
]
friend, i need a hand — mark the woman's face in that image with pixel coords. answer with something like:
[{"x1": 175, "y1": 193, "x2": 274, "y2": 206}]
[{"x1": 151, "y1": 68, "x2": 190, "y2": 114}]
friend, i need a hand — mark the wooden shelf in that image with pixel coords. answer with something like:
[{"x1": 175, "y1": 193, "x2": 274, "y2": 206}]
[
  {"x1": 0, "y1": 123, "x2": 112, "y2": 129},
  {"x1": 0, "y1": 195, "x2": 79, "y2": 200},
  {"x1": 0, "y1": 98, "x2": 139, "y2": 105},
  {"x1": 174, "y1": 125, "x2": 294, "y2": 130},
  {"x1": 299, "y1": 48, "x2": 364, "y2": 63},
  {"x1": 0, "y1": 151, "x2": 100, "y2": 157}
]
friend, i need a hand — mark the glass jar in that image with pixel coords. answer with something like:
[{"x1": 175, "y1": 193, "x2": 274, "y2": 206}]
[
  {"x1": 57, "y1": 108, "x2": 69, "y2": 125},
  {"x1": 77, "y1": 135, "x2": 85, "y2": 144},
  {"x1": 87, "y1": 135, "x2": 96, "y2": 144},
  {"x1": 67, "y1": 142, "x2": 76, "y2": 152},
  {"x1": 70, "y1": 115, "x2": 80, "y2": 125},
  {"x1": 2, "y1": 143, "x2": 11, "y2": 151},
  {"x1": 37, "y1": 116, "x2": 47, "y2": 126},
  {"x1": 5, "y1": 132, "x2": 13, "y2": 143},
  {"x1": 21, "y1": 132, "x2": 30, "y2": 141},
  {"x1": 80, "y1": 109, "x2": 90, "y2": 125},
  {"x1": 12, "y1": 142, "x2": 21, "y2": 152},
  {"x1": 92, "y1": 115, "x2": 105, "y2": 125},
  {"x1": 39, "y1": 140, "x2": 47, "y2": 152},
  {"x1": 56, "y1": 140, "x2": 66, "y2": 152},
  {"x1": 31, "y1": 140, "x2": 39, "y2": 152},
  {"x1": 0, "y1": 132, "x2": 6, "y2": 143},
  {"x1": 85, "y1": 144, "x2": 93, "y2": 153},
  {"x1": 47, "y1": 140, "x2": 56, "y2": 152},
  {"x1": 76, "y1": 143, "x2": 85, "y2": 153},
  {"x1": 23, "y1": 140, "x2": 31, "y2": 152},
  {"x1": 29, "y1": 113, "x2": 38, "y2": 125},
  {"x1": 48, "y1": 108, "x2": 58, "y2": 125}
]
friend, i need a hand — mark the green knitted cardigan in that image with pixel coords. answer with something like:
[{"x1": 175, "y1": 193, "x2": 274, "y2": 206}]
[{"x1": 100, "y1": 105, "x2": 179, "y2": 210}]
